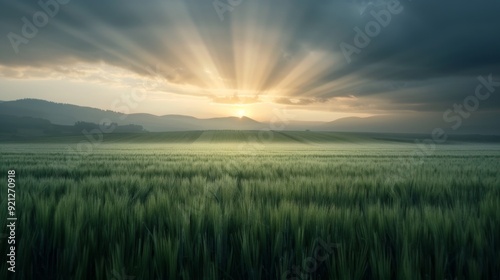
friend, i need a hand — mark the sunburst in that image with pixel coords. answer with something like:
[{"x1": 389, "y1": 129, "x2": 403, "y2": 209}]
[{"x1": 237, "y1": 109, "x2": 246, "y2": 118}]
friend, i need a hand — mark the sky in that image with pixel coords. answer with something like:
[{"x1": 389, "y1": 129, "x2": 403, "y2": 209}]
[{"x1": 0, "y1": 0, "x2": 499, "y2": 125}]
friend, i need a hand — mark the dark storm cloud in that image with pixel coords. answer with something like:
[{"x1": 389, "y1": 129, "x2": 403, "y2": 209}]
[
  {"x1": 341, "y1": 1, "x2": 500, "y2": 79},
  {"x1": 0, "y1": 0, "x2": 170, "y2": 69},
  {"x1": 1, "y1": 0, "x2": 499, "y2": 113}
]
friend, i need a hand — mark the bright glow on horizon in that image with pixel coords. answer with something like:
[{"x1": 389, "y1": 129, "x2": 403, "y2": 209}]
[{"x1": 237, "y1": 109, "x2": 246, "y2": 118}]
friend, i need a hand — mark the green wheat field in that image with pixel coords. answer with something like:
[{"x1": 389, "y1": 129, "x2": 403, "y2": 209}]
[{"x1": 1, "y1": 131, "x2": 499, "y2": 279}]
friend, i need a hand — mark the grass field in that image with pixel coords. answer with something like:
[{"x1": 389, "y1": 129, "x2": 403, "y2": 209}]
[{"x1": 1, "y1": 131, "x2": 499, "y2": 279}]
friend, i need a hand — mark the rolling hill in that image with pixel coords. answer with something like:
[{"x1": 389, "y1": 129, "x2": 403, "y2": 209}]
[
  {"x1": 1, "y1": 99, "x2": 499, "y2": 134},
  {"x1": 0, "y1": 99, "x2": 264, "y2": 132}
]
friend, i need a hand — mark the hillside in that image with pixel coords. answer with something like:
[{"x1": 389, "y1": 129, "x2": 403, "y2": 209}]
[
  {"x1": 0, "y1": 99, "x2": 265, "y2": 131},
  {"x1": 1, "y1": 99, "x2": 499, "y2": 134},
  {"x1": 0, "y1": 114, "x2": 146, "y2": 140}
]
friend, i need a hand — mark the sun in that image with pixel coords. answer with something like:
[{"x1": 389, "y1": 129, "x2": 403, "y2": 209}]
[{"x1": 237, "y1": 109, "x2": 246, "y2": 118}]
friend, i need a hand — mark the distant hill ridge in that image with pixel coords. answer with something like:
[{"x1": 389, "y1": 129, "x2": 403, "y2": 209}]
[
  {"x1": 0, "y1": 114, "x2": 146, "y2": 137},
  {"x1": 0, "y1": 99, "x2": 264, "y2": 132},
  {"x1": 1, "y1": 99, "x2": 499, "y2": 134}
]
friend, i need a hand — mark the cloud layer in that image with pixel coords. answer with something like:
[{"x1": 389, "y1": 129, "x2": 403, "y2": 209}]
[{"x1": 1, "y1": 0, "x2": 500, "y2": 117}]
